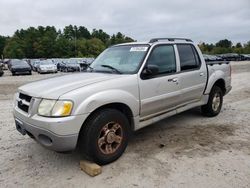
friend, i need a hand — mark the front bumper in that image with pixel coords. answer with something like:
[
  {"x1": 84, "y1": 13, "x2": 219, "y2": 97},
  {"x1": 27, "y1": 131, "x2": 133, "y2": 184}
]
[
  {"x1": 13, "y1": 103, "x2": 89, "y2": 152},
  {"x1": 12, "y1": 68, "x2": 31, "y2": 73},
  {"x1": 14, "y1": 117, "x2": 78, "y2": 151},
  {"x1": 39, "y1": 69, "x2": 57, "y2": 73}
]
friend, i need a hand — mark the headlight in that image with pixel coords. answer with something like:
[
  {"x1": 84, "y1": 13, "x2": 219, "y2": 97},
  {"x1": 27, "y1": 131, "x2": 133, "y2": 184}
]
[
  {"x1": 38, "y1": 99, "x2": 73, "y2": 117},
  {"x1": 38, "y1": 99, "x2": 56, "y2": 116}
]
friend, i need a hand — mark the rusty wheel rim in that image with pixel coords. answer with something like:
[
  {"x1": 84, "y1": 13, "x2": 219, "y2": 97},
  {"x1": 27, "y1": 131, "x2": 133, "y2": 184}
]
[
  {"x1": 98, "y1": 122, "x2": 123, "y2": 155},
  {"x1": 212, "y1": 93, "x2": 221, "y2": 111}
]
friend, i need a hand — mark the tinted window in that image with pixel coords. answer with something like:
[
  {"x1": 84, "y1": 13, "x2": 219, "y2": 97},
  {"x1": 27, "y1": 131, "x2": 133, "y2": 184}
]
[
  {"x1": 147, "y1": 45, "x2": 176, "y2": 74},
  {"x1": 177, "y1": 44, "x2": 200, "y2": 71}
]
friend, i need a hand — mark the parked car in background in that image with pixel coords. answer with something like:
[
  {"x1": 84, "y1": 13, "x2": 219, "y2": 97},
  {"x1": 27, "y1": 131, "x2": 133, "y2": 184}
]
[
  {"x1": 7, "y1": 59, "x2": 18, "y2": 70},
  {"x1": 9, "y1": 59, "x2": 32, "y2": 76},
  {"x1": 78, "y1": 61, "x2": 90, "y2": 71},
  {"x1": 1, "y1": 59, "x2": 8, "y2": 70},
  {"x1": 37, "y1": 60, "x2": 57, "y2": 74},
  {"x1": 30, "y1": 60, "x2": 41, "y2": 72},
  {"x1": 69, "y1": 58, "x2": 94, "y2": 71},
  {"x1": 240, "y1": 54, "x2": 250, "y2": 61},
  {"x1": 203, "y1": 54, "x2": 223, "y2": 61},
  {"x1": 218, "y1": 53, "x2": 241, "y2": 61},
  {"x1": 0, "y1": 63, "x2": 4, "y2": 77},
  {"x1": 58, "y1": 59, "x2": 80, "y2": 72},
  {"x1": 3, "y1": 59, "x2": 10, "y2": 69}
]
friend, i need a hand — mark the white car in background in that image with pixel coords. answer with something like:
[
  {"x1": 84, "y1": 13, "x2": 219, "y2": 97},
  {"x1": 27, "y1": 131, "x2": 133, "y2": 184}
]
[{"x1": 37, "y1": 60, "x2": 57, "y2": 74}]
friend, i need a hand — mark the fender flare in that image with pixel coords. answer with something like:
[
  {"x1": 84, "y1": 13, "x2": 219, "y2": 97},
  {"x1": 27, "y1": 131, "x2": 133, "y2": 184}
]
[
  {"x1": 74, "y1": 89, "x2": 139, "y2": 117},
  {"x1": 205, "y1": 69, "x2": 226, "y2": 95}
]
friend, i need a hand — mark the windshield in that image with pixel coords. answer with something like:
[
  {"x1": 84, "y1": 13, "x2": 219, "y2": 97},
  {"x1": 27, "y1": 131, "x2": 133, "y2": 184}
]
[
  {"x1": 89, "y1": 45, "x2": 149, "y2": 74},
  {"x1": 11, "y1": 60, "x2": 27, "y2": 66}
]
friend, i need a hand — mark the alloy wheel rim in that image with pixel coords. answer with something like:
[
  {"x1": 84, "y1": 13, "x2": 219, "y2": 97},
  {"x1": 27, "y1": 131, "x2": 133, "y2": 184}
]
[
  {"x1": 212, "y1": 93, "x2": 221, "y2": 111},
  {"x1": 98, "y1": 122, "x2": 123, "y2": 155}
]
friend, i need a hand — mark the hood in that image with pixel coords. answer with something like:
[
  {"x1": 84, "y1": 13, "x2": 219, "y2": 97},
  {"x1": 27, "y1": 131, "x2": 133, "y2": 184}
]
[{"x1": 18, "y1": 72, "x2": 123, "y2": 99}]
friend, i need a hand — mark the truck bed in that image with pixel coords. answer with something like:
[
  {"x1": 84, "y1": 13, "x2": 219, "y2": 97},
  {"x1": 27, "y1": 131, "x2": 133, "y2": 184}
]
[{"x1": 205, "y1": 61, "x2": 230, "y2": 66}]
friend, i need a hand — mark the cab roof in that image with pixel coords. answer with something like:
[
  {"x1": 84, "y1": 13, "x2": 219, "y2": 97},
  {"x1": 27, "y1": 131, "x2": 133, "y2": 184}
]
[{"x1": 114, "y1": 38, "x2": 194, "y2": 47}]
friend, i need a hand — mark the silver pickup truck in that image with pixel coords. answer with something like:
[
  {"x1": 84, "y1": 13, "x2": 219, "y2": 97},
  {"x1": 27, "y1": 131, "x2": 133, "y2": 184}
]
[{"x1": 13, "y1": 38, "x2": 232, "y2": 164}]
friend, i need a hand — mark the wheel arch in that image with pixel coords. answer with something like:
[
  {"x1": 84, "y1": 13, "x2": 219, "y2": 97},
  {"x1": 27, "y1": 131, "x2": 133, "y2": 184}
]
[
  {"x1": 213, "y1": 79, "x2": 226, "y2": 95},
  {"x1": 79, "y1": 102, "x2": 135, "y2": 135}
]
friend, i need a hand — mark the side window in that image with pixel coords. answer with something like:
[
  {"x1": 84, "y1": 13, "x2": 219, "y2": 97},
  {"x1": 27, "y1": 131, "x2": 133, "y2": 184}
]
[
  {"x1": 177, "y1": 44, "x2": 200, "y2": 71},
  {"x1": 147, "y1": 45, "x2": 176, "y2": 74}
]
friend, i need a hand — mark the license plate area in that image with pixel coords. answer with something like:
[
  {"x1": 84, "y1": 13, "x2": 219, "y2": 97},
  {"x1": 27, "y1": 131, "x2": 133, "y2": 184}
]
[{"x1": 15, "y1": 119, "x2": 26, "y2": 135}]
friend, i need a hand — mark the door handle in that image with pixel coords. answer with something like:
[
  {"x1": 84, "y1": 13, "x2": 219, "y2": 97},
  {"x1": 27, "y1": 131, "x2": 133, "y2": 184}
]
[
  {"x1": 168, "y1": 78, "x2": 178, "y2": 84},
  {"x1": 172, "y1": 78, "x2": 178, "y2": 82},
  {"x1": 200, "y1": 72, "x2": 204, "y2": 76}
]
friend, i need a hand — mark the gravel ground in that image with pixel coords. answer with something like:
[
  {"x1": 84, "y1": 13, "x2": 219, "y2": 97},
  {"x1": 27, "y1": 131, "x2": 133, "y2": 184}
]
[{"x1": 0, "y1": 61, "x2": 250, "y2": 188}]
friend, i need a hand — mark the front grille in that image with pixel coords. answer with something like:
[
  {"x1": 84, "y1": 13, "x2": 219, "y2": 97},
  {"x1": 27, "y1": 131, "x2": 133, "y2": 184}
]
[
  {"x1": 19, "y1": 93, "x2": 32, "y2": 102},
  {"x1": 14, "y1": 68, "x2": 30, "y2": 72},
  {"x1": 18, "y1": 101, "x2": 29, "y2": 112},
  {"x1": 17, "y1": 93, "x2": 32, "y2": 113}
]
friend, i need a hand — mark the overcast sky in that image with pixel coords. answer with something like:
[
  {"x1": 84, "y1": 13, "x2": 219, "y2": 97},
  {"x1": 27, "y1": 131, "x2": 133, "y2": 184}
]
[{"x1": 0, "y1": 0, "x2": 249, "y2": 44}]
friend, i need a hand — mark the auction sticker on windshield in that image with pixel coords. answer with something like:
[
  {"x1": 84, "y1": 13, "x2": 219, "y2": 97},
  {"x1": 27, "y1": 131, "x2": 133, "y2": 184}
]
[{"x1": 130, "y1": 47, "x2": 148, "y2": 52}]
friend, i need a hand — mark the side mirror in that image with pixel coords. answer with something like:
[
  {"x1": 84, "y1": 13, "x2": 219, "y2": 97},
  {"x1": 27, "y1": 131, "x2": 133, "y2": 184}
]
[{"x1": 142, "y1": 65, "x2": 159, "y2": 78}]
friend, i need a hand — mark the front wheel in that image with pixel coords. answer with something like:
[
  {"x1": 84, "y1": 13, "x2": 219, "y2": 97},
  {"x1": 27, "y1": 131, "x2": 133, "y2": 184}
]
[
  {"x1": 79, "y1": 109, "x2": 130, "y2": 165},
  {"x1": 201, "y1": 86, "x2": 223, "y2": 117}
]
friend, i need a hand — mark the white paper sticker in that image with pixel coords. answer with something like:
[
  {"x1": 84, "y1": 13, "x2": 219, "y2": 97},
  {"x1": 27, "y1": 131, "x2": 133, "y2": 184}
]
[{"x1": 130, "y1": 47, "x2": 148, "y2": 52}]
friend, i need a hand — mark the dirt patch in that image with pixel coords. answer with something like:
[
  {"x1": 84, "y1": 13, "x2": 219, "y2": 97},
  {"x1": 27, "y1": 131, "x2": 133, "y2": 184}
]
[
  {"x1": 0, "y1": 83, "x2": 24, "y2": 95},
  {"x1": 131, "y1": 123, "x2": 247, "y2": 158},
  {"x1": 231, "y1": 61, "x2": 250, "y2": 73}
]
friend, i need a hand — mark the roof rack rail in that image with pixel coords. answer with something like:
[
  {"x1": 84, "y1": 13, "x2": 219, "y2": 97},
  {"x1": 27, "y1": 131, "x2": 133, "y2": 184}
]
[{"x1": 149, "y1": 38, "x2": 193, "y2": 43}]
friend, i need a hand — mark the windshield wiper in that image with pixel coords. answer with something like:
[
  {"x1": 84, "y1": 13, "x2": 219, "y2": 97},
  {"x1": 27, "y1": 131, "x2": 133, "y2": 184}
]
[{"x1": 101, "y1": 65, "x2": 122, "y2": 74}]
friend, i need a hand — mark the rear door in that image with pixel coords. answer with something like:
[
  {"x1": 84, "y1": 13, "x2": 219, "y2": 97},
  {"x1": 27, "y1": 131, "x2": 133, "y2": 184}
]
[
  {"x1": 138, "y1": 44, "x2": 182, "y2": 118},
  {"x1": 176, "y1": 44, "x2": 207, "y2": 104}
]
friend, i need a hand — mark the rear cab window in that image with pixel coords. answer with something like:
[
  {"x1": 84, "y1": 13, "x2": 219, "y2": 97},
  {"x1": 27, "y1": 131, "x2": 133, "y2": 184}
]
[{"x1": 177, "y1": 44, "x2": 201, "y2": 71}]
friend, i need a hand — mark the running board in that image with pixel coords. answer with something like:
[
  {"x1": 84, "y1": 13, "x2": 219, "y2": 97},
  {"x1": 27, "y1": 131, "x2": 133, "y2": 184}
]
[{"x1": 136, "y1": 100, "x2": 205, "y2": 130}]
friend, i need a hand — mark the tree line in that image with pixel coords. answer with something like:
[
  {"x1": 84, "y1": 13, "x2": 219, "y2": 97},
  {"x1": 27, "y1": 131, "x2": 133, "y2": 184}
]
[
  {"x1": 0, "y1": 25, "x2": 134, "y2": 59},
  {"x1": 1, "y1": 27, "x2": 250, "y2": 59},
  {"x1": 198, "y1": 39, "x2": 250, "y2": 55}
]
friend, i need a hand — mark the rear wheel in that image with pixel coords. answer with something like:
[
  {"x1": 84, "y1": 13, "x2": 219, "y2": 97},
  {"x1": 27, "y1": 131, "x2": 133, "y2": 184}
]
[
  {"x1": 79, "y1": 109, "x2": 130, "y2": 165},
  {"x1": 201, "y1": 86, "x2": 223, "y2": 117}
]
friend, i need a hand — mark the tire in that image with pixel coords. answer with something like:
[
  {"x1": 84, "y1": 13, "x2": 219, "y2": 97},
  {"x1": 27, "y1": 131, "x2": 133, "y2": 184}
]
[
  {"x1": 12, "y1": 72, "x2": 15, "y2": 76},
  {"x1": 79, "y1": 109, "x2": 130, "y2": 165},
  {"x1": 29, "y1": 71, "x2": 32, "y2": 75},
  {"x1": 201, "y1": 86, "x2": 223, "y2": 117}
]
